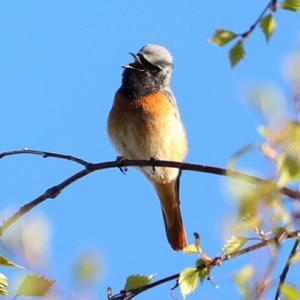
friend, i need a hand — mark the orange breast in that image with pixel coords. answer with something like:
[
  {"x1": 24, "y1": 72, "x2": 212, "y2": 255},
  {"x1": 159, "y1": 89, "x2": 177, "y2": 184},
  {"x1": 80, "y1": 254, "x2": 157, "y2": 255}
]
[
  {"x1": 108, "y1": 91, "x2": 187, "y2": 167},
  {"x1": 112, "y1": 92, "x2": 174, "y2": 121}
]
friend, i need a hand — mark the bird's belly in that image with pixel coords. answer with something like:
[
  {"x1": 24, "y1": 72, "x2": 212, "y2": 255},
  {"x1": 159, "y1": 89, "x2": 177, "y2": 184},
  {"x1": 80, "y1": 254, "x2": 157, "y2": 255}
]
[
  {"x1": 108, "y1": 92, "x2": 187, "y2": 183},
  {"x1": 120, "y1": 117, "x2": 184, "y2": 182}
]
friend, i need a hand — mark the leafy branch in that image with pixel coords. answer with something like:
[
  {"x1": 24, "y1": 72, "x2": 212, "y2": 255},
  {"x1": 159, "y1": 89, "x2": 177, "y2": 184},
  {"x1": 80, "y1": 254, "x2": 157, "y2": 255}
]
[
  {"x1": 108, "y1": 230, "x2": 300, "y2": 300},
  {"x1": 210, "y1": 0, "x2": 300, "y2": 68},
  {"x1": 0, "y1": 149, "x2": 299, "y2": 236}
]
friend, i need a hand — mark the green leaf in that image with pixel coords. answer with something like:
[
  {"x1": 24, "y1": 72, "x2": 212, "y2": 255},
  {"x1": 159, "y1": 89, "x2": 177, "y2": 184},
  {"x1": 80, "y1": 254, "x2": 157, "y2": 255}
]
[
  {"x1": 281, "y1": 284, "x2": 300, "y2": 300},
  {"x1": 196, "y1": 258, "x2": 206, "y2": 268},
  {"x1": 210, "y1": 29, "x2": 237, "y2": 47},
  {"x1": 183, "y1": 244, "x2": 199, "y2": 255},
  {"x1": 73, "y1": 252, "x2": 103, "y2": 285},
  {"x1": 272, "y1": 226, "x2": 288, "y2": 237},
  {"x1": 0, "y1": 273, "x2": 8, "y2": 297},
  {"x1": 277, "y1": 154, "x2": 300, "y2": 185},
  {"x1": 232, "y1": 265, "x2": 254, "y2": 298},
  {"x1": 259, "y1": 122, "x2": 300, "y2": 155},
  {"x1": 0, "y1": 256, "x2": 23, "y2": 268},
  {"x1": 196, "y1": 260, "x2": 209, "y2": 283},
  {"x1": 280, "y1": 0, "x2": 300, "y2": 11},
  {"x1": 15, "y1": 274, "x2": 55, "y2": 298},
  {"x1": 229, "y1": 40, "x2": 245, "y2": 68},
  {"x1": 259, "y1": 14, "x2": 276, "y2": 42},
  {"x1": 198, "y1": 267, "x2": 209, "y2": 284},
  {"x1": 179, "y1": 268, "x2": 199, "y2": 298},
  {"x1": 223, "y1": 236, "x2": 248, "y2": 254},
  {"x1": 124, "y1": 274, "x2": 156, "y2": 291}
]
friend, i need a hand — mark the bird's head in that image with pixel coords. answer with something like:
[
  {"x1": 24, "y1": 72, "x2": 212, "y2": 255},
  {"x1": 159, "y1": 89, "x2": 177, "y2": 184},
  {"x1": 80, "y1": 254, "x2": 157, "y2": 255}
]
[{"x1": 123, "y1": 44, "x2": 174, "y2": 85}]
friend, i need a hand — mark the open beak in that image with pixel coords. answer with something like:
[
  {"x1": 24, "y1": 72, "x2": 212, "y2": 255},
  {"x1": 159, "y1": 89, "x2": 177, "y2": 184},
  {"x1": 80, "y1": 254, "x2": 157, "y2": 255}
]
[
  {"x1": 122, "y1": 52, "x2": 144, "y2": 71},
  {"x1": 129, "y1": 52, "x2": 138, "y2": 60}
]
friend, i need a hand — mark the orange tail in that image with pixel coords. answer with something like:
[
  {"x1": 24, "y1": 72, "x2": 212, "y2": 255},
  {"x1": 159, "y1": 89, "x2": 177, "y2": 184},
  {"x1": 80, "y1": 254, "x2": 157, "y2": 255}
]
[{"x1": 154, "y1": 180, "x2": 187, "y2": 251}]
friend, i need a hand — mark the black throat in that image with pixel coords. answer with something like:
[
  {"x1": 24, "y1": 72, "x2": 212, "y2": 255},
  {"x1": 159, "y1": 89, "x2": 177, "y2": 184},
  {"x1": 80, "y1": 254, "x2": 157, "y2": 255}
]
[{"x1": 118, "y1": 68, "x2": 164, "y2": 100}]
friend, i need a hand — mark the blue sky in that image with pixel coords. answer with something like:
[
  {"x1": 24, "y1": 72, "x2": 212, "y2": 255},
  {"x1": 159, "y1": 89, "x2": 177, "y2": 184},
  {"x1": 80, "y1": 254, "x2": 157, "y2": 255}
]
[{"x1": 0, "y1": 1, "x2": 300, "y2": 299}]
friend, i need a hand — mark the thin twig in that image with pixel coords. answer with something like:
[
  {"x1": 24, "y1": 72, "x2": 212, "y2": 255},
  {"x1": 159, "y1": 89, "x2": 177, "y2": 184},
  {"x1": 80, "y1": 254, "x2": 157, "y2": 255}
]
[
  {"x1": 239, "y1": 0, "x2": 277, "y2": 38},
  {"x1": 0, "y1": 166, "x2": 94, "y2": 236},
  {"x1": 274, "y1": 235, "x2": 300, "y2": 300},
  {"x1": 110, "y1": 230, "x2": 300, "y2": 300},
  {"x1": 0, "y1": 149, "x2": 89, "y2": 166}
]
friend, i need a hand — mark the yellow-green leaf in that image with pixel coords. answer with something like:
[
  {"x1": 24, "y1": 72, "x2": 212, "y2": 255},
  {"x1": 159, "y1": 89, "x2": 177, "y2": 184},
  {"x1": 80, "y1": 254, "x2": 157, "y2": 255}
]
[
  {"x1": 0, "y1": 256, "x2": 23, "y2": 268},
  {"x1": 210, "y1": 29, "x2": 237, "y2": 47},
  {"x1": 260, "y1": 14, "x2": 276, "y2": 42},
  {"x1": 124, "y1": 274, "x2": 156, "y2": 291},
  {"x1": 259, "y1": 122, "x2": 300, "y2": 155},
  {"x1": 229, "y1": 40, "x2": 245, "y2": 68},
  {"x1": 183, "y1": 244, "x2": 199, "y2": 255},
  {"x1": 280, "y1": 0, "x2": 300, "y2": 11},
  {"x1": 198, "y1": 267, "x2": 209, "y2": 284},
  {"x1": 196, "y1": 260, "x2": 209, "y2": 283},
  {"x1": 272, "y1": 226, "x2": 288, "y2": 237},
  {"x1": 277, "y1": 154, "x2": 300, "y2": 185},
  {"x1": 72, "y1": 252, "x2": 103, "y2": 285},
  {"x1": 247, "y1": 85, "x2": 288, "y2": 126},
  {"x1": 232, "y1": 265, "x2": 254, "y2": 298},
  {"x1": 15, "y1": 274, "x2": 55, "y2": 298},
  {"x1": 179, "y1": 268, "x2": 199, "y2": 298},
  {"x1": 0, "y1": 273, "x2": 8, "y2": 297},
  {"x1": 223, "y1": 236, "x2": 249, "y2": 254},
  {"x1": 281, "y1": 284, "x2": 300, "y2": 300}
]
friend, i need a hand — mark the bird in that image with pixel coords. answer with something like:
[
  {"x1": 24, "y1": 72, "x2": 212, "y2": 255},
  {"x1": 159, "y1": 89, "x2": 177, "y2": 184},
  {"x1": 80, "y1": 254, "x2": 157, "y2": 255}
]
[{"x1": 107, "y1": 44, "x2": 188, "y2": 250}]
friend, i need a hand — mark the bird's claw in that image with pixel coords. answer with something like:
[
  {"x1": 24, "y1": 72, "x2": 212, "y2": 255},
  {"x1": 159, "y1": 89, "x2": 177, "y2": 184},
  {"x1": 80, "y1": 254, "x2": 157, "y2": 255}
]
[
  {"x1": 116, "y1": 156, "x2": 128, "y2": 175},
  {"x1": 149, "y1": 157, "x2": 157, "y2": 175}
]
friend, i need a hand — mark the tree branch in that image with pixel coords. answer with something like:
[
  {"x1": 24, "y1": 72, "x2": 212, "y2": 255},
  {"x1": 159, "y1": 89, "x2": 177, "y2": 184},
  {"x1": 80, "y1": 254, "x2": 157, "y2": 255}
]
[
  {"x1": 109, "y1": 230, "x2": 300, "y2": 300},
  {"x1": 0, "y1": 167, "x2": 94, "y2": 236},
  {"x1": 0, "y1": 149, "x2": 89, "y2": 166},
  {"x1": 239, "y1": 0, "x2": 277, "y2": 38},
  {"x1": 0, "y1": 149, "x2": 299, "y2": 236},
  {"x1": 274, "y1": 235, "x2": 300, "y2": 300},
  {"x1": 1, "y1": 150, "x2": 300, "y2": 298}
]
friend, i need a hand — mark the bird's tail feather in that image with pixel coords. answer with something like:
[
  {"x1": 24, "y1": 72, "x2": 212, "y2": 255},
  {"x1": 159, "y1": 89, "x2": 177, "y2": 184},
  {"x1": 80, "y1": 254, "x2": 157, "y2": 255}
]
[{"x1": 154, "y1": 180, "x2": 187, "y2": 251}]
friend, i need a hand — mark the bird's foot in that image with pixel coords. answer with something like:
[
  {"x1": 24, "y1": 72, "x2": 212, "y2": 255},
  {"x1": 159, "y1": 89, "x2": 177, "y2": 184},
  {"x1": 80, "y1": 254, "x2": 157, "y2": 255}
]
[
  {"x1": 116, "y1": 156, "x2": 128, "y2": 175},
  {"x1": 148, "y1": 156, "x2": 158, "y2": 175}
]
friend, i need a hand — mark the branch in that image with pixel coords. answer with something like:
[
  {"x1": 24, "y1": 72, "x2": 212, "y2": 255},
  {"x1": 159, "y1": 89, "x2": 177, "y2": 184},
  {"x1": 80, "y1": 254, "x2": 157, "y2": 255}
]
[
  {"x1": 0, "y1": 149, "x2": 89, "y2": 166},
  {"x1": 239, "y1": 0, "x2": 277, "y2": 38},
  {"x1": 274, "y1": 235, "x2": 300, "y2": 300},
  {"x1": 109, "y1": 230, "x2": 300, "y2": 300},
  {"x1": 109, "y1": 273, "x2": 180, "y2": 300},
  {"x1": 1, "y1": 149, "x2": 300, "y2": 298},
  {"x1": 0, "y1": 149, "x2": 299, "y2": 236},
  {"x1": 0, "y1": 167, "x2": 94, "y2": 236}
]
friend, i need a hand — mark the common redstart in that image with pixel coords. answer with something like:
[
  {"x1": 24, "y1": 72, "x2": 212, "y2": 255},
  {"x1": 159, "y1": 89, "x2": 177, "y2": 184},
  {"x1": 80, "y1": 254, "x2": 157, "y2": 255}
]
[{"x1": 107, "y1": 44, "x2": 188, "y2": 250}]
